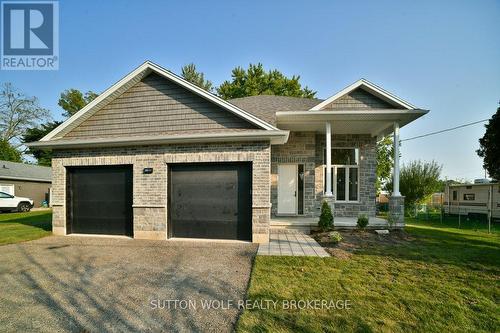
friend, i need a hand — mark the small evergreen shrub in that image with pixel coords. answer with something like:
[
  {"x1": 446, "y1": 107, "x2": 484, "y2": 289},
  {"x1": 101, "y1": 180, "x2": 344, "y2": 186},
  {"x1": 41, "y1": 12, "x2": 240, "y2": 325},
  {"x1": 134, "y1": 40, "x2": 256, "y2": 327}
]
[
  {"x1": 318, "y1": 201, "x2": 334, "y2": 231},
  {"x1": 328, "y1": 231, "x2": 343, "y2": 243},
  {"x1": 357, "y1": 214, "x2": 369, "y2": 229}
]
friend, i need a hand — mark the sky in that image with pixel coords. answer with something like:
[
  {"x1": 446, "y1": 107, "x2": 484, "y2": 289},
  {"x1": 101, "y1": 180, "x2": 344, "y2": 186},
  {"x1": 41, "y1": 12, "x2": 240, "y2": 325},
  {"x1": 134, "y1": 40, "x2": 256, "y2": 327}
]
[{"x1": 1, "y1": 0, "x2": 499, "y2": 181}]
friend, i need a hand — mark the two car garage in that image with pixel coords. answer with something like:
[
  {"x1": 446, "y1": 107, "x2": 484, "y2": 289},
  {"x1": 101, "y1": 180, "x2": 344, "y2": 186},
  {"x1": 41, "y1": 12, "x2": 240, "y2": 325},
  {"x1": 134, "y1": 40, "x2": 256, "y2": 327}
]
[{"x1": 66, "y1": 163, "x2": 253, "y2": 241}]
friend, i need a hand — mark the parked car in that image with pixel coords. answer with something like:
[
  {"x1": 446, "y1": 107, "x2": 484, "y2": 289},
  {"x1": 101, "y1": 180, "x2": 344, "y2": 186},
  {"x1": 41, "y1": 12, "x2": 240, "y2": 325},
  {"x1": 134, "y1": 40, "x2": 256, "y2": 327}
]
[{"x1": 0, "y1": 191, "x2": 33, "y2": 212}]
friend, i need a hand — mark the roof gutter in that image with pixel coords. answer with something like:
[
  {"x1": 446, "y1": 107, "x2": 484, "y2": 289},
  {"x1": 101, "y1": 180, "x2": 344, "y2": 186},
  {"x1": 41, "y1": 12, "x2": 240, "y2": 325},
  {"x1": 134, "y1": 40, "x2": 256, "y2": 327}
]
[
  {"x1": 27, "y1": 130, "x2": 290, "y2": 149},
  {"x1": 0, "y1": 175, "x2": 52, "y2": 182}
]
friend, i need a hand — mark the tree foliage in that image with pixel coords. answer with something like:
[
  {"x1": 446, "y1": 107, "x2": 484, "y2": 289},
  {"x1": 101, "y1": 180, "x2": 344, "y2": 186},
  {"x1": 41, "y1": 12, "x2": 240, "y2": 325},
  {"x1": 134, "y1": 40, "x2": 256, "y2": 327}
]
[
  {"x1": 376, "y1": 136, "x2": 394, "y2": 194},
  {"x1": 477, "y1": 105, "x2": 500, "y2": 181},
  {"x1": 0, "y1": 139, "x2": 22, "y2": 162},
  {"x1": 0, "y1": 83, "x2": 50, "y2": 146},
  {"x1": 181, "y1": 63, "x2": 213, "y2": 92},
  {"x1": 387, "y1": 160, "x2": 442, "y2": 212},
  {"x1": 58, "y1": 89, "x2": 98, "y2": 118},
  {"x1": 22, "y1": 121, "x2": 62, "y2": 166},
  {"x1": 217, "y1": 63, "x2": 316, "y2": 100}
]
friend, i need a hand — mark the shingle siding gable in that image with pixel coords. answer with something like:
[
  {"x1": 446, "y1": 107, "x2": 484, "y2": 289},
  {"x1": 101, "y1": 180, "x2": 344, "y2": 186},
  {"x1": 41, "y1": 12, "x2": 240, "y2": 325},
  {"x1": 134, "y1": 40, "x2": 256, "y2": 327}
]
[
  {"x1": 323, "y1": 88, "x2": 402, "y2": 110},
  {"x1": 63, "y1": 73, "x2": 257, "y2": 139}
]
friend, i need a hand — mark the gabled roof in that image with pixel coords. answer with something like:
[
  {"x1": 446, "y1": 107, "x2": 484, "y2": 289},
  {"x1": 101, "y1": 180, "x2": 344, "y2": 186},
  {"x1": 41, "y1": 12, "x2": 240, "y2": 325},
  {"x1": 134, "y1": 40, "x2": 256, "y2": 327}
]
[
  {"x1": 229, "y1": 95, "x2": 324, "y2": 125},
  {"x1": 0, "y1": 160, "x2": 52, "y2": 182},
  {"x1": 309, "y1": 78, "x2": 417, "y2": 111},
  {"x1": 41, "y1": 61, "x2": 279, "y2": 142}
]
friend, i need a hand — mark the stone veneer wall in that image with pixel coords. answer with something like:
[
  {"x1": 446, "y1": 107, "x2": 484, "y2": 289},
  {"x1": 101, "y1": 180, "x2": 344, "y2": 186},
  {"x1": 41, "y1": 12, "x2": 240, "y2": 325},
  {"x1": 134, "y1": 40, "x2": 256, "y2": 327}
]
[
  {"x1": 271, "y1": 132, "x2": 317, "y2": 217},
  {"x1": 315, "y1": 134, "x2": 377, "y2": 217},
  {"x1": 51, "y1": 142, "x2": 271, "y2": 243},
  {"x1": 271, "y1": 132, "x2": 377, "y2": 218}
]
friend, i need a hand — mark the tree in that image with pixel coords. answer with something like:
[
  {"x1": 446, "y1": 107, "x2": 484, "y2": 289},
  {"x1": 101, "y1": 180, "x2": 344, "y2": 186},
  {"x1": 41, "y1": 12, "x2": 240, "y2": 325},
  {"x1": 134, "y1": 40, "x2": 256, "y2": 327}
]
[
  {"x1": 376, "y1": 136, "x2": 394, "y2": 194},
  {"x1": 58, "y1": 89, "x2": 98, "y2": 117},
  {"x1": 386, "y1": 160, "x2": 442, "y2": 213},
  {"x1": 181, "y1": 63, "x2": 213, "y2": 92},
  {"x1": 0, "y1": 83, "x2": 50, "y2": 146},
  {"x1": 22, "y1": 121, "x2": 62, "y2": 166},
  {"x1": 0, "y1": 139, "x2": 22, "y2": 162},
  {"x1": 477, "y1": 105, "x2": 500, "y2": 180},
  {"x1": 318, "y1": 201, "x2": 334, "y2": 231},
  {"x1": 217, "y1": 63, "x2": 316, "y2": 100}
]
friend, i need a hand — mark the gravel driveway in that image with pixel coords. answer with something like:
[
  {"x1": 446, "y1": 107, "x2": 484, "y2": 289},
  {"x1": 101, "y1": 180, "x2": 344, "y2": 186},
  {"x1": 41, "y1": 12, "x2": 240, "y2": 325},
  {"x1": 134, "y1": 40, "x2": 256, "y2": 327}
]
[{"x1": 0, "y1": 236, "x2": 257, "y2": 332}]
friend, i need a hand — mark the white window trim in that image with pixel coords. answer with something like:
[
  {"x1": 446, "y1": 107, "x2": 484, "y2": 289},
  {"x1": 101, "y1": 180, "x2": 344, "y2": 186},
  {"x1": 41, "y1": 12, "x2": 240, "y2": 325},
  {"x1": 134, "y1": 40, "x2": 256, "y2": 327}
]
[{"x1": 322, "y1": 147, "x2": 360, "y2": 203}]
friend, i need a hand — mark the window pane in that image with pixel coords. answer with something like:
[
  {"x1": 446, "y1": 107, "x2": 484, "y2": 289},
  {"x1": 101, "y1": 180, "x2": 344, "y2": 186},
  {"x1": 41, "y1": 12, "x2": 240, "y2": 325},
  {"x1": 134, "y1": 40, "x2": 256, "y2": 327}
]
[
  {"x1": 324, "y1": 148, "x2": 359, "y2": 165},
  {"x1": 297, "y1": 164, "x2": 304, "y2": 214},
  {"x1": 349, "y1": 168, "x2": 358, "y2": 201},
  {"x1": 336, "y1": 168, "x2": 346, "y2": 201}
]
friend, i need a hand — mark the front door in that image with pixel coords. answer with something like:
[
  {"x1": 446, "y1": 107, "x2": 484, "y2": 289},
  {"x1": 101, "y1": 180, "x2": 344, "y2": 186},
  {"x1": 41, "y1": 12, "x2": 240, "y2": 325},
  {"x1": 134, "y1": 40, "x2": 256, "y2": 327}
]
[{"x1": 278, "y1": 164, "x2": 297, "y2": 215}]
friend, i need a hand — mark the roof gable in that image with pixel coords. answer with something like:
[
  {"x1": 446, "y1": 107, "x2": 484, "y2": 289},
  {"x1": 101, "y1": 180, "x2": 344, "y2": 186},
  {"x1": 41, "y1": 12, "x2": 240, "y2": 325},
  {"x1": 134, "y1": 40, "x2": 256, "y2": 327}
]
[
  {"x1": 62, "y1": 73, "x2": 258, "y2": 139},
  {"x1": 41, "y1": 61, "x2": 278, "y2": 141},
  {"x1": 310, "y1": 79, "x2": 416, "y2": 111}
]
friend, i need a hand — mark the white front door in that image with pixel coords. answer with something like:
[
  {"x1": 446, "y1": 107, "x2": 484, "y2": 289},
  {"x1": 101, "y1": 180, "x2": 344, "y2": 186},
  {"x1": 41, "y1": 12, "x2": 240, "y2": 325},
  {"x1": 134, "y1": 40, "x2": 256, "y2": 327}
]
[{"x1": 278, "y1": 164, "x2": 297, "y2": 215}]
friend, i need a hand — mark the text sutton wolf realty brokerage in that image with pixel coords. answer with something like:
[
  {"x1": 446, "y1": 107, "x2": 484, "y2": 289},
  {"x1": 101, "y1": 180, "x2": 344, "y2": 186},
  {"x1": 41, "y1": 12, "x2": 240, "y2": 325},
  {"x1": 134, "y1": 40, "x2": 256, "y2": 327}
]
[{"x1": 1, "y1": 1, "x2": 59, "y2": 70}]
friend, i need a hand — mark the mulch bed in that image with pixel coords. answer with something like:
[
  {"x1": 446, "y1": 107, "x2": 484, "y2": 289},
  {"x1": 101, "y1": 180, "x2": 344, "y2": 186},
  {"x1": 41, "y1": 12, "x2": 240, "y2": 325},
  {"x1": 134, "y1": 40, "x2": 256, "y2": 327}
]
[{"x1": 312, "y1": 229, "x2": 414, "y2": 259}]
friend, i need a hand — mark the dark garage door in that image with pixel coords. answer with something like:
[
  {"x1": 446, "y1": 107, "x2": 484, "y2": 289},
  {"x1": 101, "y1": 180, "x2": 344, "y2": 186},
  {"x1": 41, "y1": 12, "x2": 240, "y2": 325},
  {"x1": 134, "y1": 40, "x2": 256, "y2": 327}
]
[
  {"x1": 68, "y1": 166, "x2": 133, "y2": 236},
  {"x1": 169, "y1": 163, "x2": 252, "y2": 241}
]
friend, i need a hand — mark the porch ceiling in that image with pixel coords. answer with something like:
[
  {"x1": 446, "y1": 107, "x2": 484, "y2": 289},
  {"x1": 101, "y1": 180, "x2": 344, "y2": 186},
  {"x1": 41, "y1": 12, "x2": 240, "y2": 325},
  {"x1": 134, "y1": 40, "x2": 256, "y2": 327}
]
[{"x1": 275, "y1": 109, "x2": 428, "y2": 137}]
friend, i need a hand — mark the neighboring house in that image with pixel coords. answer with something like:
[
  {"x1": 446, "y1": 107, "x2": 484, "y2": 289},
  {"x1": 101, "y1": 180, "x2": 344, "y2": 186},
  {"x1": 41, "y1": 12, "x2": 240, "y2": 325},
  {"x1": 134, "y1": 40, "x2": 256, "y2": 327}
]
[
  {"x1": 0, "y1": 161, "x2": 52, "y2": 207},
  {"x1": 444, "y1": 182, "x2": 499, "y2": 220},
  {"x1": 28, "y1": 61, "x2": 427, "y2": 243}
]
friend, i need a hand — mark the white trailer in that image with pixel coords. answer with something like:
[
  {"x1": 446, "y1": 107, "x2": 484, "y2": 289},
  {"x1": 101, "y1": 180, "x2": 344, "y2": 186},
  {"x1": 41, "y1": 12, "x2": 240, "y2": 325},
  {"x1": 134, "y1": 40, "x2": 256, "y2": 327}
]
[{"x1": 444, "y1": 182, "x2": 500, "y2": 221}]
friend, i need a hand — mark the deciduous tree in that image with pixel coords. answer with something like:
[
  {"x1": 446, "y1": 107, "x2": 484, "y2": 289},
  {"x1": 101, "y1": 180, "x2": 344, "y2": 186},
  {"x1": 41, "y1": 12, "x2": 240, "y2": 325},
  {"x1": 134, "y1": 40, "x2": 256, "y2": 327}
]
[
  {"x1": 22, "y1": 121, "x2": 62, "y2": 166},
  {"x1": 58, "y1": 89, "x2": 98, "y2": 117},
  {"x1": 477, "y1": 105, "x2": 500, "y2": 181},
  {"x1": 217, "y1": 63, "x2": 316, "y2": 100}
]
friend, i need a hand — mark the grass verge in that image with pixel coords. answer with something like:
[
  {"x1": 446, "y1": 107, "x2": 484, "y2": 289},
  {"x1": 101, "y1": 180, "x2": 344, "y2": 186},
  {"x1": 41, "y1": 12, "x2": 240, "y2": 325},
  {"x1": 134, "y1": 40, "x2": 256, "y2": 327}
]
[{"x1": 0, "y1": 210, "x2": 52, "y2": 245}]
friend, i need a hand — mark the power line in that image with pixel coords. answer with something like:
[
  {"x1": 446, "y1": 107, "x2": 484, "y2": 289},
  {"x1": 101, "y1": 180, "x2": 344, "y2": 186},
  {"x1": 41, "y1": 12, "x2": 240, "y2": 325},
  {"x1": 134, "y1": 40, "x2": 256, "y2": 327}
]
[{"x1": 401, "y1": 118, "x2": 489, "y2": 142}]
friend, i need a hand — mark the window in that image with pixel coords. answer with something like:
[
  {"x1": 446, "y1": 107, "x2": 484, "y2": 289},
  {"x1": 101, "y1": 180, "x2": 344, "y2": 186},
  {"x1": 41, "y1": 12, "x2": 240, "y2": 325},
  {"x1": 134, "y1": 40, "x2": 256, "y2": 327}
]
[
  {"x1": 452, "y1": 190, "x2": 457, "y2": 201},
  {"x1": 463, "y1": 193, "x2": 475, "y2": 201},
  {"x1": 0, "y1": 192, "x2": 12, "y2": 198},
  {"x1": 297, "y1": 164, "x2": 304, "y2": 215},
  {"x1": 324, "y1": 148, "x2": 359, "y2": 202}
]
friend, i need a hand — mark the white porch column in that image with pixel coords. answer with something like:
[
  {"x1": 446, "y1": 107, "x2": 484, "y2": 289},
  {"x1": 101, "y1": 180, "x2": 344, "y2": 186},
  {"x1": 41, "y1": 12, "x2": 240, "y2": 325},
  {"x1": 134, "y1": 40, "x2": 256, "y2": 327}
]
[
  {"x1": 325, "y1": 122, "x2": 333, "y2": 196},
  {"x1": 392, "y1": 122, "x2": 401, "y2": 196}
]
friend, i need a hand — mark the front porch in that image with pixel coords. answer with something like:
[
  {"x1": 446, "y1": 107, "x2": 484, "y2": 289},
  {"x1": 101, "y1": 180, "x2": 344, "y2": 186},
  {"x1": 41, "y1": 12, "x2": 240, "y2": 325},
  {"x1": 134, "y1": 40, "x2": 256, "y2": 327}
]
[{"x1": 270, "y1": 215, "x2": 389, "y2": 234}]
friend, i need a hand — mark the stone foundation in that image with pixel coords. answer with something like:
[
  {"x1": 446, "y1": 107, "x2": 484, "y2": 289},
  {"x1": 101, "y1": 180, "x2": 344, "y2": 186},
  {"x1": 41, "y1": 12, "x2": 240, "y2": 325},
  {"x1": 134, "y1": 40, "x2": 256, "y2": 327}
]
[{"x1": 388, "y1": 195, "x2": 405, "y2": 227}]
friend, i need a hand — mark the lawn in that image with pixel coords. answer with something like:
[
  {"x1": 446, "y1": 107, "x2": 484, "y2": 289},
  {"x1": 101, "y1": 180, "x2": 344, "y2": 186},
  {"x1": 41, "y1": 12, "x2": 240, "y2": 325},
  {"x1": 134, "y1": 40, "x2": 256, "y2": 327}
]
[
  {"x1": 0, "y1": 210, "x2": 52, "y2": 245},
  {"x1": 237, "y1": 219, "x2": 500, "y2": 332}
]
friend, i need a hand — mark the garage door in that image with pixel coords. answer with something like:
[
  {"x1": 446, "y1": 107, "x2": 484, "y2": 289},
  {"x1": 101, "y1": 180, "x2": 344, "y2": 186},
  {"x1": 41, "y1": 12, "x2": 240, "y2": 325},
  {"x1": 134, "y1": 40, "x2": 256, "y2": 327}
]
[
  {"x1": 169, "y1": 163, "x2": 252, "y2": 241},
  {"x1": 68, "y1": 166, "x2": 133, "y2": 236}
]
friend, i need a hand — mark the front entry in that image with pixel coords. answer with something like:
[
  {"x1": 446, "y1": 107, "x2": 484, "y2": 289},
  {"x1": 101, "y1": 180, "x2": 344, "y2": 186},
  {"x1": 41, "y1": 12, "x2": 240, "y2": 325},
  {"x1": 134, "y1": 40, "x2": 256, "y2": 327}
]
[{"x1": 277, "y1": 164, "x2": 297, "y2": 215}]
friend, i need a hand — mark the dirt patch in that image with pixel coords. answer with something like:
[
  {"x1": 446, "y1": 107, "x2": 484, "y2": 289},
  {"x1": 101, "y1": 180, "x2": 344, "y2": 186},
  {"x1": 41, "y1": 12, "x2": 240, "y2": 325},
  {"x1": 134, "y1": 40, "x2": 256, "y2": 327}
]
[{"x1": 313, "y1": 229, "x2": 414, "y2": 259}]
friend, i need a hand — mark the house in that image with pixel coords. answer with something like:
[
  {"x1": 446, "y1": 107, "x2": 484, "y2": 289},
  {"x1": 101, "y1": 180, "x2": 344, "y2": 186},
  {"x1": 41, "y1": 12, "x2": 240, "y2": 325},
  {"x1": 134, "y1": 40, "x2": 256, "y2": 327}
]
[
  {"x1": 444, "y1": 182, "x2": 499, "y2": 220},
  {"x1": 27, "y1": 61, "x2": 428, "y2": 242},
  {"x1": 0, "y1": 160, "x2": 52, "y2": 207}
]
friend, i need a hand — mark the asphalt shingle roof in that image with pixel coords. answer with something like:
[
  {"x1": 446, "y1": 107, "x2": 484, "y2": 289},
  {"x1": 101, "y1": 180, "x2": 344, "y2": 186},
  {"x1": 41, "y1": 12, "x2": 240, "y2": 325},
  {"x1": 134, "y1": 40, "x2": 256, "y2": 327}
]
[
  {"x1": 229, "y1": 95, "x2": 323, "y2": 125},
  {"x1": 0, "y1": 160, "x2": 52, "y2": 182}
]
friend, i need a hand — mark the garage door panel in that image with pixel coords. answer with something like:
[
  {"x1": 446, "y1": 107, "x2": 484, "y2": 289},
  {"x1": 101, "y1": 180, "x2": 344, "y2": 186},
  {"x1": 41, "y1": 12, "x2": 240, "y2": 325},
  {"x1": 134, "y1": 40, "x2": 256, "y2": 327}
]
[
  {"x1": 169, "y1": 163, "x2": 252, "y2": 241},
  {"x1": 68, "y1": 166, "x2": 133, "y2": 236}
]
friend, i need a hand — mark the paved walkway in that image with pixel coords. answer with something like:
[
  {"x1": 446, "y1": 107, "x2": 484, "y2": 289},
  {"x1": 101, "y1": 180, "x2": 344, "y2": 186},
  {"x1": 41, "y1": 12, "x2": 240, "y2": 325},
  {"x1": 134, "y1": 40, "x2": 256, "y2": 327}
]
[{"x1": 257, "y1": 232, "x2": 329, "y2": 257}]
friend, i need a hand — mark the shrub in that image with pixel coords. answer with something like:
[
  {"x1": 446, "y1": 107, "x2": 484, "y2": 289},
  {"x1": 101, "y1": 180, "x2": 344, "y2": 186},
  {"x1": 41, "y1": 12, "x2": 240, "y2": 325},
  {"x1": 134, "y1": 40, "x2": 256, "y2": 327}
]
[
  {"x1": 318, "y1": 201, "x2": 334, "y2": 231},
  {"x1": 328, "y1": 231, "x2": 343, "y2": 243},
  {"x1": 357, "y1": 214, "x2": 369, "y2": 229}
]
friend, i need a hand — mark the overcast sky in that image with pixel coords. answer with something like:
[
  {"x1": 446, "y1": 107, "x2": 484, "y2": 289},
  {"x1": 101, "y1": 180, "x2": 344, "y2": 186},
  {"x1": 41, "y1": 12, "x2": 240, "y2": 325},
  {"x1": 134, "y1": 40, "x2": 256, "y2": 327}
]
[{"x1": 2, "y1": 0, "x2": 499, "y2": 181}]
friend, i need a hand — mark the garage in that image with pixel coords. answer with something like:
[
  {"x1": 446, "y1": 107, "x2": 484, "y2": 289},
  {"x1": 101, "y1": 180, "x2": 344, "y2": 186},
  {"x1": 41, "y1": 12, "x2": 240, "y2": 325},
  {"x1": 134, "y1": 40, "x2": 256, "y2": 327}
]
[
  {"x1": 168, "y1": 163, "x2": 252, "y2": 241},
  {"x1": 67, "y1": 166, "x2": 133, "y2": 236}
]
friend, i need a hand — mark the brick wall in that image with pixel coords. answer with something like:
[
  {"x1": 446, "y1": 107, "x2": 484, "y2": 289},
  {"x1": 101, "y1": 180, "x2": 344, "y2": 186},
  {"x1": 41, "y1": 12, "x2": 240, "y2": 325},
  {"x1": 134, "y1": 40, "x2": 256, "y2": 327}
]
[{"x1": 51, "y1": 141, "x2": 271, "y2": 243}]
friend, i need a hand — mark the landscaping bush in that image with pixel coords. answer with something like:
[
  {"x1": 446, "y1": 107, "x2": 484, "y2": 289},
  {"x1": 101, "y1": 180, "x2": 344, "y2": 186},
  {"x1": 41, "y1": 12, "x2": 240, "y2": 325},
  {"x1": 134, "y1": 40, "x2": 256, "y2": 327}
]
[
  {"x1": 328, "y1": 231, "x2": 343, "y2": 243},
  {"x1": 318, "y1": 201, "x2": 334, "y2": 231},
  {"x1": 357, "y1": 214, "x2": 369, "y2": 229}
]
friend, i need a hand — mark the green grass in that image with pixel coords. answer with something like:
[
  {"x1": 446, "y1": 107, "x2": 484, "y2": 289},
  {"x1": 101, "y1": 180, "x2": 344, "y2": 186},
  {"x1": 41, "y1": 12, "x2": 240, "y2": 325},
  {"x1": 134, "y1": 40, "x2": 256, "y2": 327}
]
[
  {"x1": 0, "y1": 210, "x2": 52, "y2": 245},
  {"x1": 237, "y1": 220, "x2": 500, "y2": 332}
]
